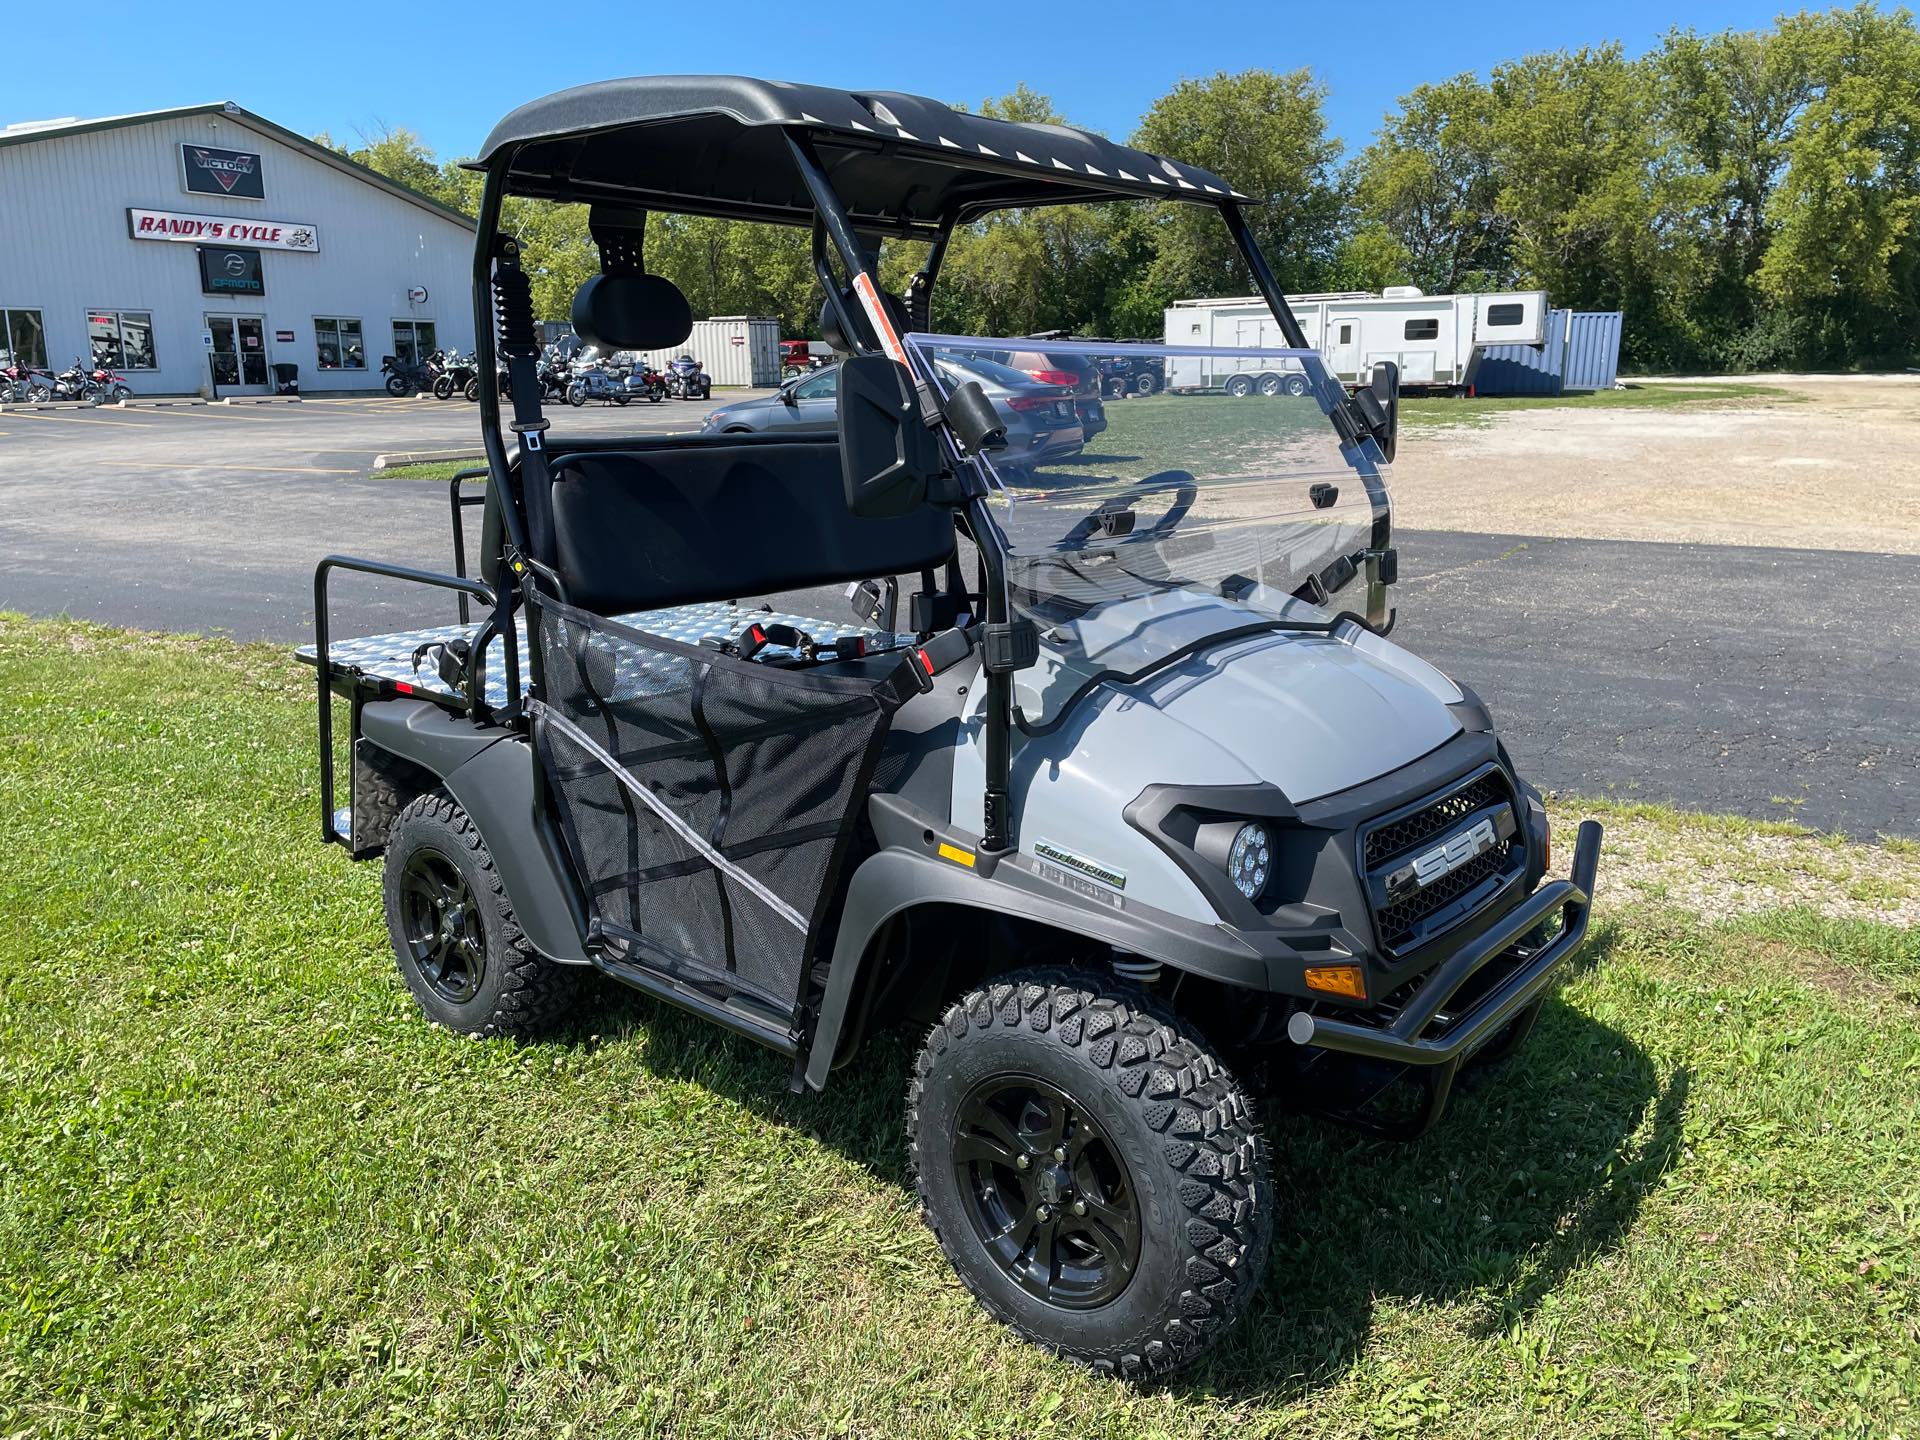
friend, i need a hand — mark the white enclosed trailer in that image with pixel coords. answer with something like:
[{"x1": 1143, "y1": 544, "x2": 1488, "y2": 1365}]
[{"x1": 1163, "y1": 287, "x2": 1550, "y2": 393}]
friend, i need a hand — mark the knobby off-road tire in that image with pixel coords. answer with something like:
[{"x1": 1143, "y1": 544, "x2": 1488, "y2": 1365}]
[
  {"x1": 909, "y1": 969, "x2": 1271, "y2": 1378},
  {"x1": 382, "y1": 791, "x2": 584, "y2": 1039}
]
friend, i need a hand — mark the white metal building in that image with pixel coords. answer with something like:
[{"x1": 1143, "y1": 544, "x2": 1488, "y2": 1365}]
[
  {"x1": 0, "y1": 102, "x2": 476, "y2": 396},
  {"x1": 1165, "y1": 287, "x2": 1551, "y2": 393}
]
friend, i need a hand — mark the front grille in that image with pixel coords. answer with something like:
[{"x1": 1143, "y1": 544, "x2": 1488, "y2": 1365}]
[
  {"x1": 1373, "y1": 844, "x2": 1511, "y2": 951},
  {"x1": 1360, "y1": 768, "x2": 1522, "y2": 955},
  {"x1": 1364, "y1": 772, "x2": 1509, "y2": 869}
]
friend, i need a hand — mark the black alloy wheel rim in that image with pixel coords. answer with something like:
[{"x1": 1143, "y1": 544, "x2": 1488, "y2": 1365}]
[
  {"x1": 951, "y1": 1075, "x2": 1142, "y2": 1309},
  {"x1": 399, "y1": 849, "x2": 487, "y2": 1004}
]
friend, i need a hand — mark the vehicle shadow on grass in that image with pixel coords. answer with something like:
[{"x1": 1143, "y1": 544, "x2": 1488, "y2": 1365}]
[{"x1": 592, "y1": 922, "x2": 1683, "y2": 1405}]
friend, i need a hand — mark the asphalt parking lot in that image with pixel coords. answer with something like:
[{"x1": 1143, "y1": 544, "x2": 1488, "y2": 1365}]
[{"x1": 1, "y1": 389, "x2": 1914, "y2": 838}]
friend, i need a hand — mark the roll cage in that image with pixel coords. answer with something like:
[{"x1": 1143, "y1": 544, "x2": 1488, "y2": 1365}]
[{"x1": 447, "y1": 75, "x2": 1392, "y2": 858}]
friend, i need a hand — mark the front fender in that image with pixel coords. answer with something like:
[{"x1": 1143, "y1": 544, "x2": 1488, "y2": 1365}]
[{"x1": 800, "y1": 830, "x2": 1281, "y2": 1090}]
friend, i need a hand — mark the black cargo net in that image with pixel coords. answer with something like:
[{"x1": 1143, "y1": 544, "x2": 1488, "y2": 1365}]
[{"x1": 532, "y1": 599, "x2": 910, "y2": 1014}]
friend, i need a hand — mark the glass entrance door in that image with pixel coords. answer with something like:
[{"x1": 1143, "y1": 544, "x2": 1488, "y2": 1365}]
[{"x1": 208, "y1": 315, "x2": 269, "y2": 390}]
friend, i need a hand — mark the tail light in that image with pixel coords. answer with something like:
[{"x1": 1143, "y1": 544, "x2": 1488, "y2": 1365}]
[
  {"x1": 1006, "y1": 395, "x2": 1060, "y2": 413},
  {"x1": 1023, "y1": 368, "x2": 1079, "y2": 387}
]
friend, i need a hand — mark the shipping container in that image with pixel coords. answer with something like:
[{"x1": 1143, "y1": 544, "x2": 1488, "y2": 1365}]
[
  {"x1": 630, "y1": 316, "x2": 780, "y2": 388},
  {"x1": 1474, "y1": 310, "x2": 1624, "y2": 396}
]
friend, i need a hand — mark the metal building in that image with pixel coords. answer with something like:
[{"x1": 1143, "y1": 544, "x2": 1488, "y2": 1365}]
[{"x1": 0, "y1": 102, "x2": 475, "y2": 397}]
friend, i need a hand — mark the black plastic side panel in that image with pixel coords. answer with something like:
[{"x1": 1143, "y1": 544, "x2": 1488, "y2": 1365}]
[{"x1": 359, "y1": 700, "x2": 590, "y2": 965}]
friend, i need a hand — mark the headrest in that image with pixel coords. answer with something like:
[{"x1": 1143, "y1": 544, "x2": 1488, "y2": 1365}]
[{"x1": 571, "y1": 274, "x2": 692, "y2": 352}]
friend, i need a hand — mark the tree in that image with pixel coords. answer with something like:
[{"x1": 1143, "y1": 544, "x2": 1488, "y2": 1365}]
[
  {"x1": 1756, "y1": 3, "x2": 1920, "y2": 362},
  {"x1": 1132, "y1": 69, "x2": 1344, "y2": 298},
  {"x1": 1350, "y1": 75, "x2": 1511, "y2": 292}
]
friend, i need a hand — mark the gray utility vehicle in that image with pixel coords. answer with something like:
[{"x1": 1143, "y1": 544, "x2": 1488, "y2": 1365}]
[{"x1": 304, "y1": 75, "x2": 1604, "y2": 1378}]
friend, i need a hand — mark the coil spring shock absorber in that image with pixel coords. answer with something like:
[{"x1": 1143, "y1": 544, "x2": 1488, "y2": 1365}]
[
  {"x1": 491, "y1": 243, "x2": 537, "y2": 361},
  {"x1": 1111, "y1": 951, "x2": 1162, "y2": 987}
]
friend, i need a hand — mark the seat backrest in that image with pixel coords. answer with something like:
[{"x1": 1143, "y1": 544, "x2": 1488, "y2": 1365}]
[{"x1": 549, "y1": 438, "x2": 953, "y2": 615}]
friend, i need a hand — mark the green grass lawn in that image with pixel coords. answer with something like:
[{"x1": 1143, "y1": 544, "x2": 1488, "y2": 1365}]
[
  {"x1": 1, "y1": 613, "x2": 1914, "y2": 1439},
  {"x1": 1398, "y1": 381, "x2": 1794, "y2": 428},
  {"x1": 368, "y1": 459, "x2": 484, "y2": 482}
]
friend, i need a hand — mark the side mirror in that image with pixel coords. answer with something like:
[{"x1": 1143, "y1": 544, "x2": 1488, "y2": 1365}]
[
  {"x1": 779, "y1": 383, "x2": 799, "y2": 407},
  {"x1": 837, "y1": 353, "x2": 942, "y2": 518},
  {"x1": 1353, "y1": 361, "x2": 1399, "y2": 463}
]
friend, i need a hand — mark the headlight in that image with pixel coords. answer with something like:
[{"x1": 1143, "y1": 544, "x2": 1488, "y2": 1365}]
[{"x1": 1226, "y1": 822, "x2": 1271, "y2": 900}]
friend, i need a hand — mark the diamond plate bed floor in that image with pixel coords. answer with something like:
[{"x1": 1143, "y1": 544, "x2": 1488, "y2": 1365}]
[{"x1": 297, "y1": 600, "x2": 898, "y2": 710}]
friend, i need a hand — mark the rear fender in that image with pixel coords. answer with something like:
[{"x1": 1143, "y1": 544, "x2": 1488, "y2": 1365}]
[{"x1": 358, "y1": 700, "x2": 589, "y2": 964}]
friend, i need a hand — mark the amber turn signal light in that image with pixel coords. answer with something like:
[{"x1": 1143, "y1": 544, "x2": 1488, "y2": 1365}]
[{"x1": 1304, "y1": 964, "x2": 1366, "y2": 1001}]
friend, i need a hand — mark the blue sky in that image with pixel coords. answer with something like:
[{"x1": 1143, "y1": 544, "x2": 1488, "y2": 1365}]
[{"x1": 11, "y1": 1, "x2": 1807, "y2": 160}]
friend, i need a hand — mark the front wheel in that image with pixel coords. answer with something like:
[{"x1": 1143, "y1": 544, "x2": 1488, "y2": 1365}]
[
  {"x1": 1133, "y1": 372, "x2": 1160, "y2": 397},
  {"x1": 566, "y1": 382, "x2": 588, "y2": 408},
  {"x1": 385, "y1": 374, "x2": 410, "y2": 397},
  {"x1": 463, "y1": 377, "x2": 482, "y2": 403},
  {"x1": 909, "y1": 969, "x2": 1271, "y2": 1378},
  {"x1": 432, "y1": 375, "x2": 454, "y2": 399}
]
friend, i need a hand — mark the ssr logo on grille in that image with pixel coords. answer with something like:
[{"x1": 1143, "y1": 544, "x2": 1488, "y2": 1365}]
[{"x1": 1387, "y1": 816, "x2": 1500, "y2": 899}]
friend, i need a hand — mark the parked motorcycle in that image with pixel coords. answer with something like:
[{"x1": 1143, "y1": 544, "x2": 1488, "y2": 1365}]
[
  {"x1": 538, "y1": 346, "x2": 572, "y2": 401},
  {"x1": 630, "y1": 359, "x2": 668, "y2": 402},
  {"x1": 564, "y1": 353, "x2": 633, "y2": 407},
  {"x1": 664, "y1": 353, "x2": 711, "y2": 400},
  {"x1": 381, "y1": 354, "x2": 432, "y2": 397},
  {"x1": 429, "y1": 350, "x2": 475, "y2": 400},
  {"x1": 1, "y1": 361, "x2": 53, "y2": 403},
  {"x1": 87, "y1": 364, "x2": 134, "y2": 403},
  {"x1": 46, "y1": 358, "x2": 133, "y2": 405}
]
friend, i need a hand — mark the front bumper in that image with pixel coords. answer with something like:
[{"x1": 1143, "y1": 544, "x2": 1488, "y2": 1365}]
[{"x1": 1288, "y1": 819, "x2": 1602, "y2": 1068}]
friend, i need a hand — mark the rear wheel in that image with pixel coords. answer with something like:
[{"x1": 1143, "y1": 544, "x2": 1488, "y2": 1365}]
[
  {"x1": 909, "y1": 969, "x2": 1271, "y2": 1378},
  {"x1": 1133, "y1": 372, "x2": 1159, "y2": 396},
  {"x1": 1255, "y1": 373, "x2": 1283, "y2": 397},
  {"x1": 1223, "y1": 374, "x2": 1255, "y2": 398},
  {"x1": 1282, "y1": 374, "x2": 1309, "y2": 397},
  {"x1": 385, "y1": 374, "x2": 410, "y2": 397},
  {"x1": 383, "y1": 792, "x2": 584, "y2": 1039}
]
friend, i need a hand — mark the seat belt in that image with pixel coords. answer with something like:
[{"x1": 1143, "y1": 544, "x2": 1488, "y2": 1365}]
[{"x1": 491, "y1": 239, "x2": 554, "y2": 565}]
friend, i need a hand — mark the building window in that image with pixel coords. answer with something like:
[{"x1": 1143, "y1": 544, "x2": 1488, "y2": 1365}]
[
  {"x1": 392, "y1": 319, "x2": 437, "y2": 369},
  {"x1": 1403, "y1": 318, "x2": 1440, "y2": 341},
  {"x1": 315, "y1": 317, "x2": 365, "y2": 370},
  {"x1": 87, "y1": 310, "x2": 158, "y2": 370},
  {"x1": 1484, "y1": 303, "x2": 1525, "y2": 327},
  {"x1": 2, "y1": 308, "x2": 47, "y2": 369}
]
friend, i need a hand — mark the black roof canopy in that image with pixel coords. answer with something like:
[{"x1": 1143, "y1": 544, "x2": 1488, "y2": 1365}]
[{"x1": 471, "y1": 75, "x2": 1245, "y2": 235}]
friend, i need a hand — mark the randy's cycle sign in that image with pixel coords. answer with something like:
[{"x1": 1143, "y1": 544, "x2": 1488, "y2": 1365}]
[
  {"x1": 126, "y1": 207, "x2": 319, "y2": 253},
  {"x1": 181, "y1": 143, "x2": 265, "y2": 199}
]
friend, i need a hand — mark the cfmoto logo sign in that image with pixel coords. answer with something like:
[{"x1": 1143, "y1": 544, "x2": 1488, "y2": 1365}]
[{"x1": 223, "y1": 253, "x2": 247, "y2": 277}]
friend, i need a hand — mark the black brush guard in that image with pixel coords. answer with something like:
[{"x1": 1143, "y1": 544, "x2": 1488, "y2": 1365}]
[{"x1": 1287, "y1": 819, "x2": 1603, "y2": 1137}]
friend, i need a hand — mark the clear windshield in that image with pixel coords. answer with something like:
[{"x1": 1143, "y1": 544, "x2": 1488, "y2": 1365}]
[{"x1": 905, "y1": 334, "x2": 1393, "y2": 728}]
